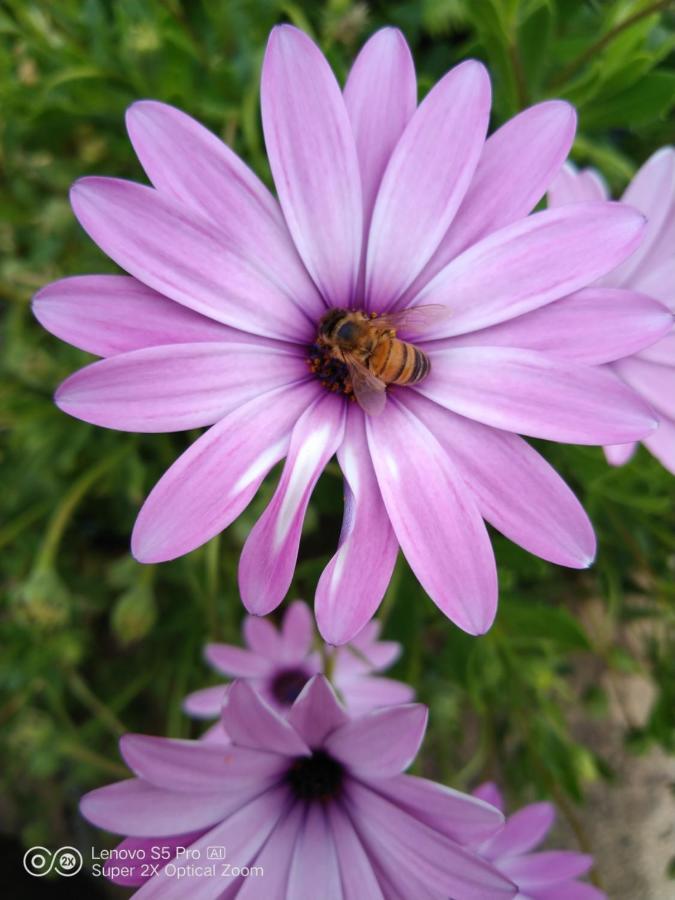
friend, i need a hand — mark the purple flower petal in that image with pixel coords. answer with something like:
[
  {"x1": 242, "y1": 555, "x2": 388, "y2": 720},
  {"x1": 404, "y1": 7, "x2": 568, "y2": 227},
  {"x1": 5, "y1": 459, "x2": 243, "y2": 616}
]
[
  {"x1": 80, "y1": 778, "x2": 250, "y2": 837},
  {"x1": 547, "y1": 162, "x2": 607, "y2": 206},
  {"x1": 636, "y1": 178, "x2": 675, "y2": 277},
  {"x1": 70, "y1": 177, "x2": 312, "y2": 342},
  {"x1": 362, "y1": 835, "x2": 445, "y2": 900},
  {"x1": 407, "y1": 100, "x2": 577, "y2": 301},
  {"x1": 483, "y1": 802, "x2": 555, "y2": 860},
  {"x1": 326, "y1": 803, "x2": 385, "y2": 899},
  {"x1": 105, "y1": 833, "x2": 206, "y2": 886},
  {"x1": 261, "y1": 25, "x2": 362, "y2": 307},
  {"x1": 287, "y1": 675, "x2": 349, "y2": 748},
  {"x1": 367, "y1": 399, "x2": 497, "y2": 635},
  {"x1": 235, "y1": 803, "x2": 305, "y2": 900},
  {"x1": 126, "y1": 100, "x2": 325, "y2": 322},
  {"x1": 635, "y1": 257, "x2": 675, "y2": 308},
  {"x1": 420, "y1": 346, "x2": 657, "y2": 444},
  {"x1": 132, "y1": 786, "x2": 288, "y2": 900},
  {"x1": 351, "y1": 619, "x2": 380, "y2": 643},
  {"x1": 344, "y1": 28, "x2": 416, "y2": 233},
  {"x1": 614, "y1": 356, "x2": 675, "y2": 420},
  {"x1": 239, "y1": 394, "x2": 345, "y2": 615},
  {"x1": 604, "y1": 442, "x2": 638, "y2": 467},
  {"x1": 242, "y1": 615, "x2": 284, "y2": 660},
  {"x1": 182, "y1": 684, "x2": 228, "y2": 718},
  {"x1": 432, "y1": 288, "x2": 673, "y2": 365},
  {"x1": 414, "y1": 203, "x2": 646, "y2": 336},
  {"x1": 499, "y1": 850, "x2": 593, "y2": 889},
  {"x1": 204, "y1": 643, "x2": 270, "y2": 678},
  {"x1": 199, "y1": 722, "x2": 230, "y2": 745},
  {"x1": 473, "y1": 781, "x2": 504, "y2": 812},
  {"x1": 32, "y1": 275, "x2": 248, "y2": 357},
  {"x1": 643, "y1": 415, "x2": 675, "y2": 474},
  {"x1": 326, "y1": 704, "x2": 427, "y2": 777},
  {"x1": 376, "y1": 774, "x2": 505, "y2": 844},
  {"x1": 54, "y1": 342, "x2": 306, "y2": 433},
  {"x1": 316, "y1": 406, "x2": 398, "y2": 645},
  {"x1": 407, "y1": 394, "x2": 595, "y2": 568},
  {"x1": 280, "y1": 599, "x2": 314, "y2": 660},
  {"x1": 222, "y1": 680, "x2": 309, "y2": 757},
  {"x1": 286, "y1": 804, "x2": 342, "y2": 899},
  {"x1": 640, "y1": 329, "x2": 675, "y2": 366},
  {"x1": 131, "y1": 381, "x2": 317, "y2": 563},
  {"x1": 119, "y1": 734, "x2": 286, "y2": 790},
  {"x1": 346, "y1": 781, "x2": 517, "y2": 898},
  {"x1": 610, "y1": 146, "x2": 675, "y2": 286},
  {"x1": 366, "y1": 60, "x2": 490, "y2": 309},
  {"x1": 336, "y1": 623, "x2": 400, "y2": 673},
  {"x1": 339, "y1": 676, "x2": 415, "y2": 714}
]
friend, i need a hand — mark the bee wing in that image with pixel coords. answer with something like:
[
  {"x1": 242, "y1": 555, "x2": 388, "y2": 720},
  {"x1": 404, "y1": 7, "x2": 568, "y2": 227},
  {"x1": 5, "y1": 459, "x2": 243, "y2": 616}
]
[
  {"x1": 376, "y1": 304, "x2": 450, "y2": 336},
  {"x1": 343, "y1": 353, "x2": 387, "y2": 416}
]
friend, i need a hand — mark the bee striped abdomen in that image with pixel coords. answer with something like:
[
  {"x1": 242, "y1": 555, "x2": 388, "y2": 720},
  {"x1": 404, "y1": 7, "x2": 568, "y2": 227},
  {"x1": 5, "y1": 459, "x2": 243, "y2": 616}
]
[
  {"x1": 370, "y1": 339, "x2": 430, "y2": 386},
  {"x1": 405, "y1": 345, "x2": 430, "y2": 384}
]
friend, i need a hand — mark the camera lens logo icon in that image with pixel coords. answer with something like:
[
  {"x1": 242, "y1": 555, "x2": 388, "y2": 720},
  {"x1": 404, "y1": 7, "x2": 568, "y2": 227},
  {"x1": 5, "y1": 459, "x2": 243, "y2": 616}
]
[{"x1": 23, "y1": 846, "x2": 83, "y2": 877}]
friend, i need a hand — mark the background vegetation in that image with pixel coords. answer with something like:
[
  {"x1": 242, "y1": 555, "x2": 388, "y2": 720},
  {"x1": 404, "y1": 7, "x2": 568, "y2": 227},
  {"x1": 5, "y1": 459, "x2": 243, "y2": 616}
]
[{"x1": 1, "y1": 0, "x2": 674, "y2": 894}]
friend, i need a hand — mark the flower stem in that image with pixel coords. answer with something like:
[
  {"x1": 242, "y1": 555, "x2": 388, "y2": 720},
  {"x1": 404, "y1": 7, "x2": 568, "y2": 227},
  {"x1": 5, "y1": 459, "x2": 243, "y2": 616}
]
[
  {"x1": 204, "y1": 533, "x2": 221, "y2": 637},
  {"x1": 60, "y1": 740, "x2": 129, "y2": 778},
  {"x1": 35, "y1": 447, "x2": 128, "y2": 572},
  {"x1": 322, "y1": 644, "x2": 336, "y2": 683},
  {"x1": 551, "y1": 0, "x2": 674, "y2": 88},
  {"x1": 508, "y1": 38, "x2": 529, "y2": 109},
  {"x1": 376, "y1": 555, "x2": 403, "y2": 631},
  {"x1": 67, "y1": 670, "x2": 127, "y2": 737},
  {"x1": 0, "y1": 501, "x2": 50, "y2": 552}
]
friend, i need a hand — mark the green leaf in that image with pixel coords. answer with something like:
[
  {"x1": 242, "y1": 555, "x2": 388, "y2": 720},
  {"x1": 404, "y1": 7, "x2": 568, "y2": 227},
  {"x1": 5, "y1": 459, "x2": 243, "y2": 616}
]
[
  {"x1": 517, "y1": 0, "x2": 554, "y2": 93},
  {"x1": 582, "y1": 69, "x2": 675, "y2": 130},
  {"x1": 499, "y1": 600, "x2": 591, "y2": 651}
]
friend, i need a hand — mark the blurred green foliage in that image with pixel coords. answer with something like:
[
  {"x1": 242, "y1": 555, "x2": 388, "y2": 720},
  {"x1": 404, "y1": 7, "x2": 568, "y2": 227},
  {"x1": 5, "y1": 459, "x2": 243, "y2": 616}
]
[{"x1": 1, "y1": 0, "x2": 674, "y2": 888}]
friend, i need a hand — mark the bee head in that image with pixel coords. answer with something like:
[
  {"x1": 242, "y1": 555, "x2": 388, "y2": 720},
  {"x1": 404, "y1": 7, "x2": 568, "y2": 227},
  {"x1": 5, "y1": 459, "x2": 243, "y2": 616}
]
[
  {"x1": 335, "y1": 320, "x2": 360, "y2": 345},
  {"x1": 318, "y1": 308, "x2": 351, "y2": 343}
]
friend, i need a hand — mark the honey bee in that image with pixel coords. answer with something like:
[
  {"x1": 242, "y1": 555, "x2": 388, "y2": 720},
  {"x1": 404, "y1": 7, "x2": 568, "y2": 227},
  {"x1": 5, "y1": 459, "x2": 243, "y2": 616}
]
[{"x1": 316, "y1": 305, "x2": 449, "y2": 415}]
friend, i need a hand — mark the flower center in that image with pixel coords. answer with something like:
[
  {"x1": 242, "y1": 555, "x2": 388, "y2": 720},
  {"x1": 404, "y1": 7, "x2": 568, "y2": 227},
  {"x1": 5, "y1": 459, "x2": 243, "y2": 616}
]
[
  {"x1": 270, "y1": 667, "x2": 310, "y2": 706},
  {"x1": 286, "y1": 749, "x2": 345, "y2": 802},
  {"x1": 307, "y1": 341, "x2": 353, "y2": 396}
]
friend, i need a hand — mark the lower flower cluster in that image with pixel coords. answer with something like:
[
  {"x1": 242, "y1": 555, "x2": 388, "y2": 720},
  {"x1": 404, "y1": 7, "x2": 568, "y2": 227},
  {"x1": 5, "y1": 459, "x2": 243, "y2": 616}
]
[{"x1": 81, "y1": 606, "x2": 604, "y2": 899}]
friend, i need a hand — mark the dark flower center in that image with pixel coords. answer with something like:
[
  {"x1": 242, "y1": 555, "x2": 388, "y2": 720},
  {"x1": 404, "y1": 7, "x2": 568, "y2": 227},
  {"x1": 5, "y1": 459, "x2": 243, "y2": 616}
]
[
  {"x1": 306, "y1": 342, "x2": 353, "y2": 397},
  {"x1": 286, "y1": 749, "x2": 345, "y2": 802},
  {"x1": 270, "y1": 667, "x2": 310, "y2": 706}
]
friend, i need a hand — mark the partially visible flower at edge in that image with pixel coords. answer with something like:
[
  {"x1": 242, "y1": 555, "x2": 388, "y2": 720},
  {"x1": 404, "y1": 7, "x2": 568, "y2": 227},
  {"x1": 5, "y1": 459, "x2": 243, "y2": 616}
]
[
  {"x1": 80, "y1": 676, "x2": 517, "y2": 899},
  {"x1": 548, "y1": 148, "x2": 675, "y2": 474},
  {"x1": 472, "y1": 782, "x2": 606, "y2": 900},
  {"x1": 33, "y1": 25, "x2": 669, "y2": 645},
  {"x1": 183, "y1": 599, "x2": 414, "y2": 742}
]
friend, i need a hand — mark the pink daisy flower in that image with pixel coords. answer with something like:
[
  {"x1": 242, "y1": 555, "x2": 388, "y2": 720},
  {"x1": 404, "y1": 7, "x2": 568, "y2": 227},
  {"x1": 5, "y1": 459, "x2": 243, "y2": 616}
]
[
  {"x1": 548, "y1": 148, "x2": 675, "y2": 473},
  {"x1": 81, "y1": 677, "x2": 517, "y2": 898},
  {"x1": 472, "y1": 782, "x2": 605, "y2": 900},
  {"x1": 34, "y1": 26, "x2": 666, "y2": 643},
  {"x1": 183, "y1": 600, "x2": 413, "y2": 742}
]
